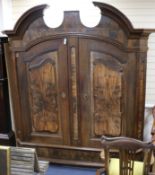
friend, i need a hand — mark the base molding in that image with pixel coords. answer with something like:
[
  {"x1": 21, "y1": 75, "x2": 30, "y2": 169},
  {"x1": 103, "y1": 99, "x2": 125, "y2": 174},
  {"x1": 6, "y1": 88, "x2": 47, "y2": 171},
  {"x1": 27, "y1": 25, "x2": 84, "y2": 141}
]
[{"x1": 17, "y1": 140, "x2": 103, "y2": 167}]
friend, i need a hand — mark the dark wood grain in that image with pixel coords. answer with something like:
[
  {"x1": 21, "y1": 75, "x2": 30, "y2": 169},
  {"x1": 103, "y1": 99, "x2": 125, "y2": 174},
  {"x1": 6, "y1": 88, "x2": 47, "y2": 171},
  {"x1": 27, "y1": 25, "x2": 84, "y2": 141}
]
[{"x1": 3, "y1": 2, "x2": 155, "y2": 165}]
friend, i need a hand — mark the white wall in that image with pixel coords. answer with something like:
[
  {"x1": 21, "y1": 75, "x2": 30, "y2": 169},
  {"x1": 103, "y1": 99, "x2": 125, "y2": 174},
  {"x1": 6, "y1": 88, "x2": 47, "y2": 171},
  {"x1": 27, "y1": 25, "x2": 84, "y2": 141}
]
[
  {"x1": 0, "y1": 0, "x2": 12, "y2": 32},
  {"x1": 0, "y1": 0, "x2": 3, "y2": 31}
]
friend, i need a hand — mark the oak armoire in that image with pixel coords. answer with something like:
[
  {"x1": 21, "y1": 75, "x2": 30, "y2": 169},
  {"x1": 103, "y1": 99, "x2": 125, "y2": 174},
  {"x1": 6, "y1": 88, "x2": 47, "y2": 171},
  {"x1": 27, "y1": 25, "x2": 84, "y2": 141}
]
[{"x1": 4, "y1": 2, "x2": 154, "y2": 166}]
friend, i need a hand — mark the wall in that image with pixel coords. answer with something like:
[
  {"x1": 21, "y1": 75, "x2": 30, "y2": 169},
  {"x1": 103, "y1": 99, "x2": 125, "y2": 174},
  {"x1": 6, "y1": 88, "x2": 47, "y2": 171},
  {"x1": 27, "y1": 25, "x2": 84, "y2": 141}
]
[
  {"x1": 0, "y1": 0, "x2": 3, "y2": 31},
  {"x1": 0, "y1": 0, "x2": 12, "y2": 33}
]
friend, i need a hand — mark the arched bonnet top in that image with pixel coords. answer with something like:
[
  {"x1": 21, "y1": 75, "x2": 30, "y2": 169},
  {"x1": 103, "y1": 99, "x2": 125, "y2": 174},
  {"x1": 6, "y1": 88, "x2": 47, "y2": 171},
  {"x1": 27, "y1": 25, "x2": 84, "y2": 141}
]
[{"x1": 3, "y1": 1, "x2": 154, "y2": 39}]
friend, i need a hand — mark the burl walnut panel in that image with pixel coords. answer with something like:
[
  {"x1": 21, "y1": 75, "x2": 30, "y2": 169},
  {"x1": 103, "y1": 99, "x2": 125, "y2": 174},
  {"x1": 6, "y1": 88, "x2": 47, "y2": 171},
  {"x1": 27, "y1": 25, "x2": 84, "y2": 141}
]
[
  {"x1": 28, "y1": 52, "x2": 59, "y2": 133},
  {"x1": 91, "y1": 52, "x2": 122, "y2": 136},
  {"x1": 4, "y1": 2, "x2": 154, "y2": 166}
]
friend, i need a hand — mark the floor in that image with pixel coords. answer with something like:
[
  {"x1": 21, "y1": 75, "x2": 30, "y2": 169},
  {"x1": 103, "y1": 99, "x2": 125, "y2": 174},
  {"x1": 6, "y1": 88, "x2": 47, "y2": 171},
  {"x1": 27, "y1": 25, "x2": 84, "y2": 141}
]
[{"x1": 46, "y1": 164, "x2": 97, "y2": 175}]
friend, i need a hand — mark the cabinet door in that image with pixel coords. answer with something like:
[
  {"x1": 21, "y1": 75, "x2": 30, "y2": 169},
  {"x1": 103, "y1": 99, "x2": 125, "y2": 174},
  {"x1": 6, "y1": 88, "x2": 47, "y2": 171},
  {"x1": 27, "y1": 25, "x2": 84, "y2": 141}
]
[
  {"x1": 79, "y1": 38, "x2": 135, "y2": 148},
  {"x1": 16, "y1": 38, "x2": 70, "y2": 145}
]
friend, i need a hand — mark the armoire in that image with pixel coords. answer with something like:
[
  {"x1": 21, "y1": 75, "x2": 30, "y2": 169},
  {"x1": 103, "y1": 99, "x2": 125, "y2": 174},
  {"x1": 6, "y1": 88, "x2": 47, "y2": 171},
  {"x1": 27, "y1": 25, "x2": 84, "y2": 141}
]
[{"x1": 4, "y1": 2, "x2": 154, "y2": 166}]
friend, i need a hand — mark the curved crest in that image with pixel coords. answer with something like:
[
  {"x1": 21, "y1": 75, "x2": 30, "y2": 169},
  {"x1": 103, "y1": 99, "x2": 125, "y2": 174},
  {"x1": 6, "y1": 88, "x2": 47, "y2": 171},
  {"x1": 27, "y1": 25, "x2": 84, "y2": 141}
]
[
  {"x1": 4, "y1": 4, "x2": 48, "y2": 37},
  {"x1": 93, "y1": 1, "x2": 148, "y2": 38},
  {"x1": 3, "y1": 2, "x2": 153, "y2": 39}
]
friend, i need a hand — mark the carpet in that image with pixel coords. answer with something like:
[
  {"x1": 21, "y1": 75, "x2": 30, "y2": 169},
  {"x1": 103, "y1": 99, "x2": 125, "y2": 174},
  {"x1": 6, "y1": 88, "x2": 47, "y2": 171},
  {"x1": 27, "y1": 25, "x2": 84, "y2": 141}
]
[{"x1": 46, "y1": 164, "x2": 97, "y2": 175}]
